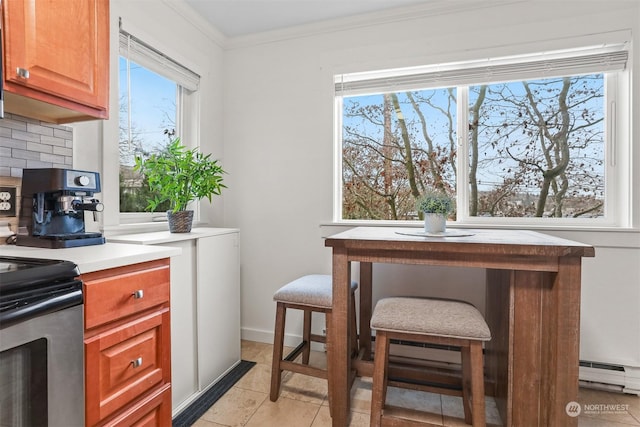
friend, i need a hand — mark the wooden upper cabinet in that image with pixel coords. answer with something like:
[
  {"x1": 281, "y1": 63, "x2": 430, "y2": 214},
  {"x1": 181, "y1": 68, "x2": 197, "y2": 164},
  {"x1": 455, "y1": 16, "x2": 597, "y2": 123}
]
[{"x1": 2, "y1": 0, "x2": 109, "y2": 123}]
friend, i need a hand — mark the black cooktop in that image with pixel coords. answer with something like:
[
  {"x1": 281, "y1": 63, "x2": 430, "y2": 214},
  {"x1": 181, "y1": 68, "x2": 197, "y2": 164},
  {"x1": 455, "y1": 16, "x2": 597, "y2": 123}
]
[{"x1": 0, "y1": 256, "x2": 80, "y2": 292}]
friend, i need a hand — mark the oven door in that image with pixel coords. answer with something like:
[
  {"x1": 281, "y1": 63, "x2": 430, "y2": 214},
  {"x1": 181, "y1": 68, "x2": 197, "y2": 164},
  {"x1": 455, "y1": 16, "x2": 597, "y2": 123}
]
[{"x1": 0, "y1": 304, "x2": 84, "y2": 426}]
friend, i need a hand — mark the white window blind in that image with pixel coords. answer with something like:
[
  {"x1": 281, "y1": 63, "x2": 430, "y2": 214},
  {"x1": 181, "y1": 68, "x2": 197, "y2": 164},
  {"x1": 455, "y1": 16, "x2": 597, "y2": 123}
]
[
  {"x1": 119, "y1": 25, "x2": 200, "y2": 91},
  {"x1": 335, "y1": 44, "x2": 629, "y2": 96}
]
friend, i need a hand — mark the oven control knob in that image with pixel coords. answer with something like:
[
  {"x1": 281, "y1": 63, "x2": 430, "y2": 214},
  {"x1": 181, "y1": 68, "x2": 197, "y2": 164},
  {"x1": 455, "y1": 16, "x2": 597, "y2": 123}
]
[{"x1": 75, "y1": 175, "x2": 91, "y2": 186}]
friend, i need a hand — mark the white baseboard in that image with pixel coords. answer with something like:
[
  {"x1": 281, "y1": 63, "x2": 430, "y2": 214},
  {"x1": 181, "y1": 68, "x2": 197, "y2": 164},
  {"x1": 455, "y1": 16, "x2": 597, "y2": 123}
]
[
  {"x1": 579, "y1": 365, "x2": 640, "y2": 396},
  {"x1": 241, "y1": 327, "x2": 327, "y2": 351},
  {"x1": 241, "y1": 327, "x2": 272, "y2": 344}
]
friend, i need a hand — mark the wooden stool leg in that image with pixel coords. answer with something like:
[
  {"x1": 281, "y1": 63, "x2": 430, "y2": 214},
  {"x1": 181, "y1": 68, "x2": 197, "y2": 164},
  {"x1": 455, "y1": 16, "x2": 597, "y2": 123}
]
[
  {"x1": 302, "y1": 309, "x2": 312, "y2": 364},
  {"x1": 326, "y1": 311, "x2": 333, "y2": 417},
  {"x1": 469, "y1": 342, "x2": 486, "y2": 427},
  {"x1": 370, "y1": 331, "x2": 390, "y2": 427},
  {"x1": 350, "y1": 291, "x2": 358, "y2": 356},
  {"x1": 270, "y1": 303, "x2": 286, "y2": 401},
  {"x1": 461, "y1": 344, "x2": 472, "y2": 424},
  {"x1": 359, "y1": 263, "x2": 373, "y2": 361}
]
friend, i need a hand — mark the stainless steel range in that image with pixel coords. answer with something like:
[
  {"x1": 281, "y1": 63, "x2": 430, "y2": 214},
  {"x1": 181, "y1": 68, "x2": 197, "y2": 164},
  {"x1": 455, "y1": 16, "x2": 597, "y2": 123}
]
[{"x1": 0, "y1": 256, "x2": 84, "y2": 427}]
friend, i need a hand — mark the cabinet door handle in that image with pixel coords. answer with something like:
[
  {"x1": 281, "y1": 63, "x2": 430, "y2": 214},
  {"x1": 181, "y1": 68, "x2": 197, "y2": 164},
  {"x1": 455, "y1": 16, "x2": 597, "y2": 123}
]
[
  {"x1": 131, "y1": 357, "x2": 143, "y2": 368},
  {"x1": 16, "y1": 68, "x2": 30, "y2": 79},
  {"x1": 132, "y1": 290, "x2": 144, "y2": 299}
]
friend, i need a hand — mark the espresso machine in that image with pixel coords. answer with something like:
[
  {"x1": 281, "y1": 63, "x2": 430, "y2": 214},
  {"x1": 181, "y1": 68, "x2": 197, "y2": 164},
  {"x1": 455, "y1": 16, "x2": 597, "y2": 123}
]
[{"x1": 17, "y1": 168, "x2": 105, "y2": 248}]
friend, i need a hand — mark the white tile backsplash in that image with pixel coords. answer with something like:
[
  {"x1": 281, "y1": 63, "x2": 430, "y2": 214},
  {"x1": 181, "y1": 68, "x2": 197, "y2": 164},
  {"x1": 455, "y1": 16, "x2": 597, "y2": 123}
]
[{"x1": 0, "y1": 113, "x2": 73, "y2": 177}]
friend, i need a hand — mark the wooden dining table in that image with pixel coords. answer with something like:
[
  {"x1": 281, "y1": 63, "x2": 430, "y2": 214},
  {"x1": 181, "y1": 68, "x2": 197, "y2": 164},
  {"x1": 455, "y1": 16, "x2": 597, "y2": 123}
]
[{"x1": 324, "y1": 226, "x2": 595, "y2": 427}]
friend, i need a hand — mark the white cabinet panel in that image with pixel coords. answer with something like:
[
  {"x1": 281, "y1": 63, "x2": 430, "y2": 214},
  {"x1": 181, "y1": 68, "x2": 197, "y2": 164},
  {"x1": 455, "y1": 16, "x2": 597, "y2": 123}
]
[
  {"x1": 107, "y1": 228, "x2": 241, "y2": 415},
  {"x1": 162, "y1": 240, "x2": 197, "y2": 410},
  {"x1": 196, "y1": 232, "x2": 241, "y2": 389}
]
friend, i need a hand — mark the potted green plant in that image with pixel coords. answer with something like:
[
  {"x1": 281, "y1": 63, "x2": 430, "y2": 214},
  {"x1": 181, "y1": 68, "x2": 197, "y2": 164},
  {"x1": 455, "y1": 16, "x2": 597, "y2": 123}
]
[
  {"x1": 134, "y1": 138, "x2": 226, "y2": 233},
  {"x1": 416, "y1": 191, "x2": 454, "y2": 234}
]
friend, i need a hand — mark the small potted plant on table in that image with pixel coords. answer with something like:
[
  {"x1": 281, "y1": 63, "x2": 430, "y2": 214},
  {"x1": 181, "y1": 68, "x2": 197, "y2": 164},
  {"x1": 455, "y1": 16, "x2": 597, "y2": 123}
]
[
  {"x1": 134, "y1": 138, "x2": 226, "y2": 233},
  {"x1": 417, "y1": 191, "x2": 454, "y2": 234}
]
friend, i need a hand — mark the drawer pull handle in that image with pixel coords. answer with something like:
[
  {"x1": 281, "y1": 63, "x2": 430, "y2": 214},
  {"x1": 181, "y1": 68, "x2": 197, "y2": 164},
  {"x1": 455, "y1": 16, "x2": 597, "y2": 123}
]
[
  {"x1": 131, "y1": 357, "x2": 143, "y2": 368},
  {"x1": 16, "y1": 67, "x2": 30, "y2": 79},
  {"x1": 132, "y1": 290, "x2": 144, "y2": 299}
]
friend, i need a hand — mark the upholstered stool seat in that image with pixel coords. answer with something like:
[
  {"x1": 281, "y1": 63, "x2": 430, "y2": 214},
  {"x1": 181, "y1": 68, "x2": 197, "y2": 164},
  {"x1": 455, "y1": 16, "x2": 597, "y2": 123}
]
[
  {"x1": 270, "y1": 274, "x2": 358, "y2": 402},
  {"x1": 370, "y1": 297, "x2": 491, "y2": 427}
]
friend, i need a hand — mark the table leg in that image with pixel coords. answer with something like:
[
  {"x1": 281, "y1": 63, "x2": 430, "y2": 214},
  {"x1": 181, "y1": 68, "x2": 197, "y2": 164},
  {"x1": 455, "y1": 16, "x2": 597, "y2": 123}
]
[
  {"x1": 329, "y1": 248, "x2": 351, "y2": 426},
  {"x1": 540, "y1": 257, "x2": 581, "y2": 426},
  {"x1": 511, "y1": 270, "x2": 547, "y2": 426},
  {"x1": 486, "y1": 265, "x2": 581, "y2": 427},
  {"x1": 359, "y1": 262, "x2": 373, "y2": 360},
  {"x1": 485, "y1": 269, "x2": 511, "y2": 425}
]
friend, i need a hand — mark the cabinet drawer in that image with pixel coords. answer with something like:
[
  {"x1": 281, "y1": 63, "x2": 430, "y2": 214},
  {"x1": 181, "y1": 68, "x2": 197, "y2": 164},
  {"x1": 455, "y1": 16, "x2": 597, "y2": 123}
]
[
  {"x1": 85, "y1": 309, "x2": 171, "y2": 426},
  {"x1": 84, "y1": 260, "x2": 170, "y2": 329},
  {"x1": 100, "y1": 384, "x2": 172, "y2": 427}
]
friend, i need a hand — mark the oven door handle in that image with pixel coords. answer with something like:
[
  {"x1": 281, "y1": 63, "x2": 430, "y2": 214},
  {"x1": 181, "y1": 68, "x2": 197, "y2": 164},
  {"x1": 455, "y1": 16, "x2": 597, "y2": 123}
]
[{"x1": 0, "y1": 289, "x2": 83, "y2": 329}]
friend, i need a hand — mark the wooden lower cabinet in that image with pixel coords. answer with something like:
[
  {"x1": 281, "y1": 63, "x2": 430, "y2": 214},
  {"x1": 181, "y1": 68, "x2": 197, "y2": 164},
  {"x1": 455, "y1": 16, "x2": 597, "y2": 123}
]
[
  {"x1": 84, "y1": 259, "x2": 171, "y2": 426},
  {"x1": 101, "y1": 385, "x2": 172, "y2": 427}
]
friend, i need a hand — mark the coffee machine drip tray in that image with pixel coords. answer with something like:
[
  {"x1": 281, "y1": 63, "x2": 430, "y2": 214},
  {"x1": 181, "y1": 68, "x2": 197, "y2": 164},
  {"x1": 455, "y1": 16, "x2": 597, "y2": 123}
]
[{"x1": 16, "y1": 233, "x2": 106, "y2": 249}]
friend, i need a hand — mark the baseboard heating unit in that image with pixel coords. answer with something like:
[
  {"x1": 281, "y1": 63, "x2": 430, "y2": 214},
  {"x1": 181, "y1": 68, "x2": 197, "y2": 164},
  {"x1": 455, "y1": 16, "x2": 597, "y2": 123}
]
[{"x1": 579, "y1": 360, "x2": 640, "y2": 395}]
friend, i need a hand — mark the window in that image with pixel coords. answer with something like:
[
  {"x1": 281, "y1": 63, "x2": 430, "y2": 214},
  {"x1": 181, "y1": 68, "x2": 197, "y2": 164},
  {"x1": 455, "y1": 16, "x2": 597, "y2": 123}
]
[
  {"x1": 119, "y1": 57, "x2": 176, "y2": 213},
  {"x1": 335, "y1": 44, "x2": 629, "y2": 227},
  {"x1": 118, "y1": 27, "x2": 200, "y2": 219}
]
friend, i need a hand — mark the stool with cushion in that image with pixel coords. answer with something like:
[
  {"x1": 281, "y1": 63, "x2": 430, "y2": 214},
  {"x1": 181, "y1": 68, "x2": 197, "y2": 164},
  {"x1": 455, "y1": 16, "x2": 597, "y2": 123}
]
[
  {"x1": 370, "y1": 297, "x2": 491, "y2": 427},
  {"x1": 270, "y1": 274, "x2": 358, "y2": 402}
]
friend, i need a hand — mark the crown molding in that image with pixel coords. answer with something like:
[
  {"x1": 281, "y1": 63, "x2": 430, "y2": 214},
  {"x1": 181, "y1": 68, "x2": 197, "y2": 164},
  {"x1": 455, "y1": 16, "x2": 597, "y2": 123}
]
[
  {"x1": 161, "y1": 0, "x2": 228, "y2": 48},
  {"x1": 160, "y1": 0, "x2": 526, "y2": 51},
  {"x1": 222, "y1": 0, "x2": 525, "y2": 50}
]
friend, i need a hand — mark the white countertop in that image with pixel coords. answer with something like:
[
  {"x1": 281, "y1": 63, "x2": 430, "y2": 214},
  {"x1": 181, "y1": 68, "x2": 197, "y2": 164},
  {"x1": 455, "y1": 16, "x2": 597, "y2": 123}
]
[
  {"x1": 0, "y1": 242, "x2": 181, "y2": 274},
  {"x1": 107, "y1": 227, "x2": 239, "y2": 245},
  {"x1": 0, "y1": 228, "x2": 237, "y2": 273}
]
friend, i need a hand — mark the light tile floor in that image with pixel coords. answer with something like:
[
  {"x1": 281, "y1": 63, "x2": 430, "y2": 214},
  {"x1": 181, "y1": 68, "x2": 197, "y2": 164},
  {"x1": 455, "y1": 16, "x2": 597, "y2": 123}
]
[{"x1": 194, "y1": 340, "x2": 640, "y2": 427}]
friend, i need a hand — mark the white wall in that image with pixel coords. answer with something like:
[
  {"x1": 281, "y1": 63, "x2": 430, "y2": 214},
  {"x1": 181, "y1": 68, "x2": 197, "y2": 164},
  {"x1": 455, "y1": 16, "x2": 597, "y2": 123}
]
[
  {"x1": 223, "y1": 0, "x2": 640, "y2": 367},
  {"x1": 74, "y1": 0, "x2": 226, "y2": 228},
  {"x1": 70, "y1": 0, "x2": 640, "y2": 368}
]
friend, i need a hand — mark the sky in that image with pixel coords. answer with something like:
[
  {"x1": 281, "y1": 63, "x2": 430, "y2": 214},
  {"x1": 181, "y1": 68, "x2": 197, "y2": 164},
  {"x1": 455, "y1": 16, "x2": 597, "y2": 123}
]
[
  {"x1": 119, "y1": 57, "x2": 177, "y2": 164},
  {"x1": 342, "y1": 74, "x2": 605, "y2": 196}
]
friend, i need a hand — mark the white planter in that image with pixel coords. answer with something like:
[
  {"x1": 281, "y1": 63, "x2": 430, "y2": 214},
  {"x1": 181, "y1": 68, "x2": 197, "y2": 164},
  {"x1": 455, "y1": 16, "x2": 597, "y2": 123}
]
[{"x1": 423, "y1": 213, "x2": 446, "y2": 233}]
